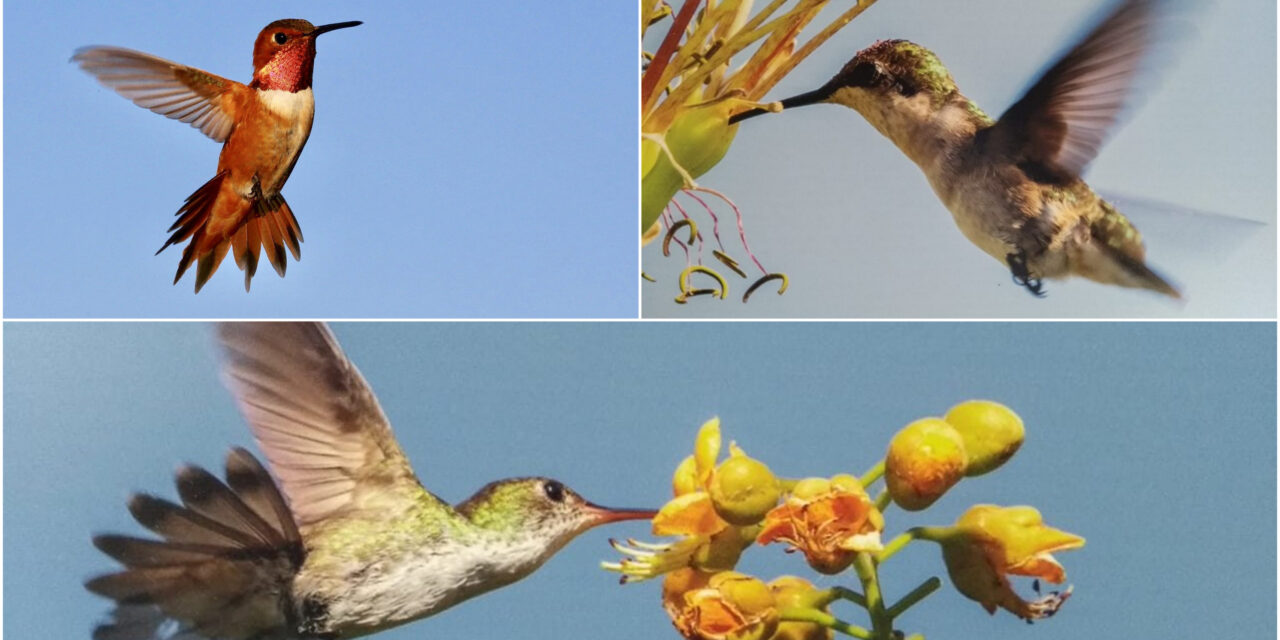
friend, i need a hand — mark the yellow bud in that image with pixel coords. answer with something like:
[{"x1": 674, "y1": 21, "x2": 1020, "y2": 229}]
[
  {"x1": 945, "y1": 401, "x2": 1025, "y2": 476},
  {"x1": 709, "y1": 572, "x2": 776, "y2": 616},
  {"x1": 829, "y1": 474, "x2": 864, "y2": 494},
  {"x1": 885, "y1": 418, "x2": 967, "y2": 511},
  {"x1": 710, "y1": 455, "x2": 781, "y2": 526},
  {"x1": 790, "y1": 477, "x2": 831, "y2": 500},
  {"x1": 769, "y1": 576, "x2": 834, "y2": 640},
  {"x1": 641, "y1": 100, "x2": 739, "y2": 235},
  {"x1": 693, "y1": 526, "x2": 751, "y2": 572}
]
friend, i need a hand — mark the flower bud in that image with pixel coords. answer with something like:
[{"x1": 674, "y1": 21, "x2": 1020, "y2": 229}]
[
  {"x1": 885, "y1": 418, "x2": 967, "y2": 511},
  {"x1": 710, "y1": 455, "x2": 782, "y2": 526},
  {"x1": 770, "y1": 577, "x2": 834, "y2": 640},
  {"x1": 945, "y1": 400, "x2": 1024, "y2": 477}
]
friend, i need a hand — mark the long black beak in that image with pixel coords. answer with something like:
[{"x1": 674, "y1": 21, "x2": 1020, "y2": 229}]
[
  {"x1": 310, "y1": 21, "x2": 363, "y2": 37},
  {"x1": 728, "y1": 85, "x2": 836, "y2": 124}
]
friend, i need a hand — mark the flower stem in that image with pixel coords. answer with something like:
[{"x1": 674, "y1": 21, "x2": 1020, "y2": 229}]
[
  {"x1": 853, "y1": 552, "x2": 892, "y2": 638},
  {"x1": 814, "y1": 586, "x2": 867, "y2": 609},
  {"x1": 876, "y1": 530, "x2": 917, "y2": 564},
  {"x1": 859, "y1": 460, "x2": 885, "y2": 488},
  {"x1": 873, "y1": 489, "x2": 892, "y2": 512},
  {"x1": 779, "y1": 607, "x2": 872, "y2": 639},
  {"x1": 885, "y1": 577, "x2": 942, "y2": 619}
]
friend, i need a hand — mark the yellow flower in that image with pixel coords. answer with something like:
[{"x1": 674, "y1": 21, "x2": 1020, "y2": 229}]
[
  {"x1": 641, "y1": 0, "x2": 882, "y2": 237},
  {"x1": 884, "y1": 418, "x2": 967, "y2": 511},
  {"x1": 930, "y1": 505, "x2": 1085, "y2": 620},
  {"x1": 605, "y1": 418, "x2": 773, "y2": 581},
  {"x1": 944, "y1": 400, "x2": 1025, "y2": 477},
  {"x1": 756, "y1": 475, "x2": 884, "y2": 574},
  {"x1": 664, "y1": 569, "x2": 780, "y2": 640},
  {"x1": 769, "y1": 576, "x2": 834, "y2": 640}
]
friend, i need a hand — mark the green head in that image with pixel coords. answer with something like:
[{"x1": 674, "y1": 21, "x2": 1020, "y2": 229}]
[
  {"x1": 730, "y1": 40, "x2": 961, "y2": 123},
  {"x1": 457, "y1": 477, "x2": 655, "y2": 550}
]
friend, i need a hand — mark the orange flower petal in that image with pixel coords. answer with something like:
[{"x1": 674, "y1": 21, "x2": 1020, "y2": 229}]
[{"x1": 655, "y1": 492, "x2": 729, "y2": 537}]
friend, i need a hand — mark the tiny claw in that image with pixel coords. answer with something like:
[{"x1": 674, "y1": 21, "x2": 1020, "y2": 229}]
[
  {"x1": 743, "y1": 273, "x2": 788, "y2": 302},
  {"x1": 1006, "y1": 251, "x2": 1046, "y2": 298},
  {"x1": 664, "y1": 219, "x2": 698, "y2": 257},
  {"x1": 713, "y1": 250, "x2": 747, "y2": 278}
]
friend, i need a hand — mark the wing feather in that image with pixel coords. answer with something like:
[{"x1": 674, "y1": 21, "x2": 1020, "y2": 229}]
[
  {"x1": 217, "y1": 323, "x2": 427, "y2": 528},
  {"x1": 73, "y1": 46, "x2": 244, "y2": 142}
]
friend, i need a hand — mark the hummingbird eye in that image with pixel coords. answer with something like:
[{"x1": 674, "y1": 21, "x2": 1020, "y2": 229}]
[
  {"x1": 273, "y1": 32, "x2": 288, "y2": 45},
  {"x1": 542, "y1": 480, "x2": 565, "y2": 503}
]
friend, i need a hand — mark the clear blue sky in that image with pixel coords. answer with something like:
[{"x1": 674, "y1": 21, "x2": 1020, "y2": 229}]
[
  {"x1": 6, "y1": 322, "x2": 1274, "y2": 639},
  {"x1": 643, "y1": 0, "x2": 1276, "y2": 318},
  {"x1": 5, "y1": 2, "x2": 635, "y2": 318}
]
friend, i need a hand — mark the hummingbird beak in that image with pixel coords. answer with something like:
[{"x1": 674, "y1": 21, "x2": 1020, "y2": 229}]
[
  {"x1": 310, "y1": 21, "x2": 363, "y2": 37},
  {"x1": 728, "y1": 84, "x2": 836, "y2": 124},
  {"x1": 581, "y1": 502, "x2": 658, "y2": 527}
]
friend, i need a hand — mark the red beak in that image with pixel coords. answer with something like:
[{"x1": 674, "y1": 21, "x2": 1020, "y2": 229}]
[{"x1": 583, "y1": 502, "x2": 658, "y2": 526}]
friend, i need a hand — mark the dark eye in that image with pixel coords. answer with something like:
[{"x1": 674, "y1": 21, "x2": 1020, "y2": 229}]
[
  {"x1": 274, "y1": 33, "x2": 288, "y2": 45},
  {"x1": 844, "y1": 62, "x2": 881, "y2": 88},
  {"x1": 543, "y1": 480, "x2": 565, "y2": 503}
]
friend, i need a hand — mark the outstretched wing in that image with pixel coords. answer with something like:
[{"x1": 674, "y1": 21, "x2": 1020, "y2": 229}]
[
  {"x1": 217, "y1": 322, "x2": 429, "y2": 529},
  {"x1": 987, "y1": 0, "x2": 1167, "y2": 180},
  {"x1": 72, "y1": 46, "x2": 246, "y2": 142}
]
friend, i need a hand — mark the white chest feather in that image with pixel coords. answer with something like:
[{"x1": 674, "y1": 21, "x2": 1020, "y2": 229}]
[
  {"x1": 310, "y1": 533, "x2": 553, "y2": 637},
  {"x1": 240, "y1": 88, "x2": 316, "y2": 194}
]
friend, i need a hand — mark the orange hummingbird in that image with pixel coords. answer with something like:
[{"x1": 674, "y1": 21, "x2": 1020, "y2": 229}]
[{"x1": 73, "y1": 19, "x2": 361, "y2": 293}]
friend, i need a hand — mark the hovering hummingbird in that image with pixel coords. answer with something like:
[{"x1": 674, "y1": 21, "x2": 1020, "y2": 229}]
[
  {"x1": 72, "y1": 20, "x2": 361, "y2": 293},
  {"x1": 730, "y1": 0, "x2": 1180, "y2": 298},
  {"x1": 85, "y1": 322, "x2": 656, "y2": 639}
]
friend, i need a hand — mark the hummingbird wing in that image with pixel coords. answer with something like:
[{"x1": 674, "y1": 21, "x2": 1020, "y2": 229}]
[
  {"x1": 72, "y1": 46, "x2": 247, "y2": 143},
  {"x1": 217, "y1": 322, "x2": 431, "y2": 528},
  {"x1": 986, "y1": 0, "x2": 1165, "y2": 181}
]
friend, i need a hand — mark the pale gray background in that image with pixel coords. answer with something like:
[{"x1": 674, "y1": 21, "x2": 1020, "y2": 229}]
[{"x1": 643, "y1": 0, "x2": 1275, "y2": 318}]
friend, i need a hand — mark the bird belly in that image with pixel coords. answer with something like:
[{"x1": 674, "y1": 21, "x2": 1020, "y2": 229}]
[
  {"x1": 926, "y1": 171, "x2": 1019, "y2": 264},
  {"x1": 218, "y1": 88, "x2": 315, "y2": 199},
  {"x1": 294, "y1": 537, "x2": 540, "y2": 638}
]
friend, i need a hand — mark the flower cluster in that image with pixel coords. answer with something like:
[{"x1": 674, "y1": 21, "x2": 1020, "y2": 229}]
[
  {"x1": 642, "y1": 0, "x2": 882, "y2": 303},
  {"x1": 604, "y1": 401, "x2": 1084, "y2": 640}
]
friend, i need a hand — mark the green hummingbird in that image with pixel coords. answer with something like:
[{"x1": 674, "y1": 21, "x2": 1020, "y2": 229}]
[
  {"x1": 85, "y1": 322, "x2": 656, "y2": 639},
  {"x1": 730, "y1": 0, "x2": 1180, "y2": 298}
]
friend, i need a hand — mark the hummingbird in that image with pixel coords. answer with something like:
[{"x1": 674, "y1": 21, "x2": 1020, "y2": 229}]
[
  {"x1": 85, "y1": 322, "x2": 656, "y2": 639},
  {"x1": 72, "y1": 20, "x2": 362, "y2": 293},
  {"x1": 730, "y1": 0, "x2": 1181, "y2": 298}
]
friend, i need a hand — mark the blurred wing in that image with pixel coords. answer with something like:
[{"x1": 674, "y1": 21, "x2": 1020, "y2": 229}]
[
  {"x1": 990, "y1": 0, "x2": 1165, "y2": 179},
  {"x1": 73, "y1": 46, "x2": 244, "y2": 142},
  {"x1": 217, "y1": 322, "x2": 426, "y2": 528}
]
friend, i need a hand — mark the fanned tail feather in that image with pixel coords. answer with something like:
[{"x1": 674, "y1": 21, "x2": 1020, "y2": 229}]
[
  {"x1": 161, "y1": 175, "x2": 304, "y2": 293},
  {"x1": 86, "y1": 448, "x2": 303, "y2": 640}
]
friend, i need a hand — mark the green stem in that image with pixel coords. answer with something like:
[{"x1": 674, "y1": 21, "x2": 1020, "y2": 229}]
[
  {"x1": 873, "y1": 489, "x2": 892, "y2": 512},
  {"x1": 859, "y1": 459, "x2": 885, "y2": 488},
  {"x1": 853, "y1": 552, "x2": 892, "y2": 638},
  {"x1": 779, "y1": 607, "x2": 873, "y2": 639},
  {"x1": 813, "y1": 586, "x2": 867, "y2": 609},
  {"x1": 876, "y1": 531, "x2": 917, "y2": 564},
  {"x1": 885, "y1": 577, "x2": 942, "y2": 619}
]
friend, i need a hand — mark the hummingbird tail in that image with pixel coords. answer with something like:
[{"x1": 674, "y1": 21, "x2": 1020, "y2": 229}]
[
  {"x1": 161, "y1": 173, "x2": 303, "y2": 293},
  {"x1": 86, "y1": 448, "x2": 304, "y2": 640}
]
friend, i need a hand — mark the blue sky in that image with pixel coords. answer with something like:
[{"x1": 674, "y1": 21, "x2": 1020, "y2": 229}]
[
  {"x1": 6, "y1": 322, "x2": 1274, "y2": 639},
  {"x1": 643, "y1": 0, "x2": 1276, "y2": 318},
  {"x1": 5, "y1": 2, "x2": 635, "y2": 318}
]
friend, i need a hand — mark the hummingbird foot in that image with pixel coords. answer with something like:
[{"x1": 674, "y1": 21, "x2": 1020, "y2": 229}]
[{"x1": 1006, "y1": 251, "x2": 1046, "y2": 298}]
